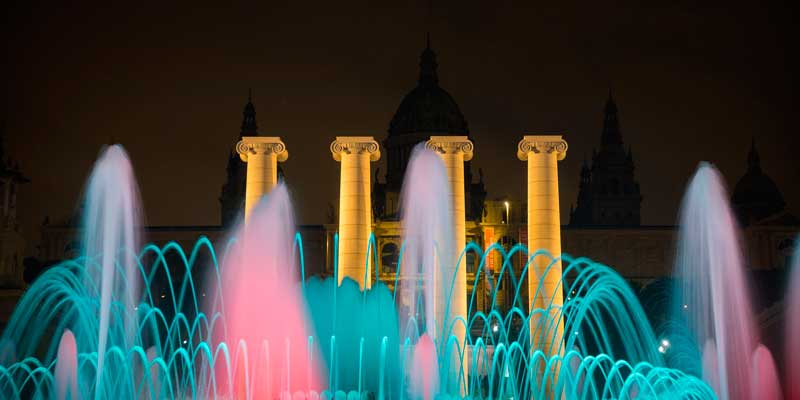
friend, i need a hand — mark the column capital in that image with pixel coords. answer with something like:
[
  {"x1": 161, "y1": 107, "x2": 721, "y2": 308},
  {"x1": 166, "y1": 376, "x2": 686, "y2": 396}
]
[
  {"x1": 517, "y1": 135, "x2": 568, "y2": 161},
  {"x1": 425, "y1": 136, "x2": 474, "y2": 161},
  {"x1": 237, "y1": 137, "x2": 289, "y2": 162},
  {"x1": 330, "y1": 136, "x2": 381, "y2": 162}
]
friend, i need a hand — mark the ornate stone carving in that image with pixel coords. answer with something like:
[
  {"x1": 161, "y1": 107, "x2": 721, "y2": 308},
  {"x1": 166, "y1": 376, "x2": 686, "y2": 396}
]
[
  {"x1": 330, "y1": 137, "x2": 381, "y2": 162},
  {"x1": 237, "y1": 137, "x2": 289, "y2": 162},
  {"x1": 517, "y1": 135, "x2": 568, "y2": 161},
  {"x1": 425, "y1": 136, "x2": 474, "y2": 161}
]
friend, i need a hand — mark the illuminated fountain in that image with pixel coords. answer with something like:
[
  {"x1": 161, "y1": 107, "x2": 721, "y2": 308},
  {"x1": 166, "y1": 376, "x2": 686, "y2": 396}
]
[
  {"x1": 667, "y1": 163, "x2": 783, "y2": 399},
  {"x1": 0, "y1": 143, "x2": 792, "y2": 399}
]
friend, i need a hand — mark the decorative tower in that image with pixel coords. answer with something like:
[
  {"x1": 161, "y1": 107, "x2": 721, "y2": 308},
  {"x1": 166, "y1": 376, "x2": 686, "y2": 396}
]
[
  {"x1": 220, "y1": 91, "x2": 258, "y2": 227},
  {"x1": 570, "y1": 91, "x2": 641, "y2": 226},
  {"x1": 0, "y1": 121, "x2": 29, "y2": 288}
]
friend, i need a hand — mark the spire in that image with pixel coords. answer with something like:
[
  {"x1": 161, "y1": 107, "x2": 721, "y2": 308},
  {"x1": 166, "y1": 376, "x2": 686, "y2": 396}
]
[
  {"x1": 418, "y1": 33, "x2": 439, "y2": 87},
  {"x1": 580, "y1": 156, "x2": 591, "y2": 186},
  {"x1": 601, "y1": 89, "x2": 622, "y2": 145},
  {"x1": 747, "y1": 137, "x2": 761, "y2": 172},
  {"x1": 0, "y1": 120, "x2": 6, "y2": 170},
  {"x1": 240, "y1": 89, "x2": 258, "y2": 137}
]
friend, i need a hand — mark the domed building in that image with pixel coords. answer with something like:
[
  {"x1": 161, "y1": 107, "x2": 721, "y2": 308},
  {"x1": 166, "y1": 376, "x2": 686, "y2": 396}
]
[
  {"x1": 373, "y1": 36, "x2": 485, "y2": 222},
  {"x1": 732, "y1": 139, "x2": 795, "y2": 227},
  {"x1": 370, "y1": 37, "x2": 487, "y2": 298},
  {"x1": 730, "y1": 139, "x2": 799, "y2": 274}
]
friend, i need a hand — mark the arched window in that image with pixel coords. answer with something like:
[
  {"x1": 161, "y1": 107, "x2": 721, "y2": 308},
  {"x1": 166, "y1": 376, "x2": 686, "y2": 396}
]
[
  {"x1": 381, "y1": 243, "x2": 399, "y2": 274},
  {"x1": 466, "y1": 251, "x2": 477, "y2": 274}
]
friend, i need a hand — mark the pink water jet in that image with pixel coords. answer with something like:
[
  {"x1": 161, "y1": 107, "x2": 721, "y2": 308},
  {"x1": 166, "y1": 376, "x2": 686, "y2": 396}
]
[
  {"x1": 214, "y1": 184, "x2": 325, "y2": 399},
  {"x1": 750, "y1": 345, "x2": 781, "y2": 400},
  {"x1": 55, "y1": 330, "x2": 78, "y2": 400},
  {"x1": 410, "y1": 334, "x2": 439, "y2": 400}
]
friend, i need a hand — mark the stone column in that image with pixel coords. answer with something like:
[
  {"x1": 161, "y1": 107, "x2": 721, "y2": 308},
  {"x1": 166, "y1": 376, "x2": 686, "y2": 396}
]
[
  {"x1": 517, "y1": 135, "x2": 568, "y2": 360},
  {"x1": 236, "y1": 137, "x2": 289, "y2": 221},
  {"x1": 426, "y1": 136, "x2": 472, "y2": 394},
  {"x1": 331, "y1": 137, "x2": 380, "y2": 290}
]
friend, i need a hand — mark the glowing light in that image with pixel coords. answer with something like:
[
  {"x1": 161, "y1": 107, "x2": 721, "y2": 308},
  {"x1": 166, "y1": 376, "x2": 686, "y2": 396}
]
[
  {"x1": 492, "y1": 323, "x2": 499, "y2": 333},
  {"x1": 659, "y1": 338, "x2": 670, "y2": 353}
]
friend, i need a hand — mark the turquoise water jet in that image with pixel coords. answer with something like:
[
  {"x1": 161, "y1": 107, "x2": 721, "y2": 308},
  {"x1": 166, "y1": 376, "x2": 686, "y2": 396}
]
[{"x1": 3, "y1": 145, "x2": 788, "y2": 399}]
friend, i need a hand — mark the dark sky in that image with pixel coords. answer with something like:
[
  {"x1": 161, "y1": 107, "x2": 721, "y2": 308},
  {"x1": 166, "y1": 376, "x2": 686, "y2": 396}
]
[{"x1": 4, "y1": 1, "x2": 798, "y2": 252}]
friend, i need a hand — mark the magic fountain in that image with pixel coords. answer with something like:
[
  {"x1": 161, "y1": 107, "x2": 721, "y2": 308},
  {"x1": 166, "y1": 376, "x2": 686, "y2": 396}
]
[{"x1": 0, "y1": 134, "x2": 797, "y2": 399}]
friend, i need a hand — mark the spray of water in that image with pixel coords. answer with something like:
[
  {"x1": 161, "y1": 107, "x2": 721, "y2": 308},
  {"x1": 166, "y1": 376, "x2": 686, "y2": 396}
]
[
  {"x1": 0, "y1": 145, "x2": 737, "y2": 399},
  {"x1": 786, "y1": 238, "x2": 800, "y2": 399},
  {"x1": 399, "y1": 145, "x2": 462, "y2": 395},
  {"x1": 670, "y1": 162, "x2": 781, "y2": 399},
  {"x1": 399, "y1": 145, "x2": 455, "y2": 343},
  {"x1": 82, "y1": 145, "x2": 142, "y2": 386},
  {"x1": 212, "y1": 183, "x2": 327, "y2": 398}
]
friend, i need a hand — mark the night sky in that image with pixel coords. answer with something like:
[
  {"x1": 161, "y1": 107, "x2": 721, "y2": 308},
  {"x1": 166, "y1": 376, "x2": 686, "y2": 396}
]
[{"x1": 4, "y1": 2, "x2": 797, "y2": 252}]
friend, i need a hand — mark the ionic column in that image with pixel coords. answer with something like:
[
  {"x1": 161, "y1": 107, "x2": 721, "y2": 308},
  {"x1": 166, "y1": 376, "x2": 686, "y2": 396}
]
[
  {"x1": 517, "y1": 135, "x2": 568, "y2": 360},
  {"x1": 426, "y1": 136, "x2": 472, "y2": 394},
  {"x1": 236, "y1": 137, "x2": 289, "y2": 221},
  {"x1": 331, "y1": 137, "x2": 380, "y2": 290}
]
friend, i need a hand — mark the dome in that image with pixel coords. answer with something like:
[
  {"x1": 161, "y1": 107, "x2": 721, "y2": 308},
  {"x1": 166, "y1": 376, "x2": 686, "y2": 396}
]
[
  {"x1": 388, "y1": 41, "x2": 469, "y2": 136},
  {"x1": 731, "y1": 140, "x2": 786, "y2": 224},
  {"x1": 388, "y1": 85, "x2": 469, "y2": 136}
]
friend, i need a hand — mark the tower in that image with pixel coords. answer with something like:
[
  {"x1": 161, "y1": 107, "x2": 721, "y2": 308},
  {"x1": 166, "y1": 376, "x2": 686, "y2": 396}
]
[
  {"x1": 220, "y1": 92, "x2": 258, "y2": 227},
  {"x1": 570, "y1": 91, "x2": 642, "y2": 226},
  {"x1": 0, "y1": 121, "x2": 29, "y2": 288}
]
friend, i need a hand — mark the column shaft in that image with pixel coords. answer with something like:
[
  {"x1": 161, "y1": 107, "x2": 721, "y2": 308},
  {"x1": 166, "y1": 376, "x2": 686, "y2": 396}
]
[
  {"x1": 517, "y1": 135, "x2": 568, "y2": 370},
  {"x1": 331, "y1": 137, "x2": 380, "y2": 290},
  {"x1": 527, "y1": 152, "x2": 564, "y2": 355},
  {"x1": 244, "y1": 152, "x2": 277, "y2": 220},
  {"x1": 426, "y1": 136, "x2": 472, "y2": 395},
  {"x1": 338, "y1": 152, "x2": 372, "y2": 289}
]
